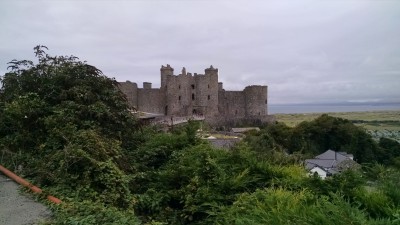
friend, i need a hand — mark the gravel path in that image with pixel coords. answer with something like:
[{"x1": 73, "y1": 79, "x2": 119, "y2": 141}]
[{"x1": 0, "y1": 174, "x2": 52, "y2": 225}]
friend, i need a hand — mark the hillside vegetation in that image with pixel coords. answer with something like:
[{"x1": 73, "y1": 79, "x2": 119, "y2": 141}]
[
  {"x1": 275, "y1": 111, "x2": 400, "y2": 142},
  {"x1": 1, "y1": 47, "x2": 399, "y2": 224}
]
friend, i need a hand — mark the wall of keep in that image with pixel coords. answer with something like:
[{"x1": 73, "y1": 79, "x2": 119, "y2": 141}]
[
  {"x1": 164, "y1": 67, "x2": 219, "y2": 117},
  {"x1": 166, "y1": 74, "x2": 192, "y2": 116},
  {"x1": 191, "y1": 74, "x2": 218, "y2": 116}
]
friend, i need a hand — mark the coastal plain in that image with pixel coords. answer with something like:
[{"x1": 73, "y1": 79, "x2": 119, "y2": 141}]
[{"x1": 274, "y1": 110, "x2": 400, "y2": 142}]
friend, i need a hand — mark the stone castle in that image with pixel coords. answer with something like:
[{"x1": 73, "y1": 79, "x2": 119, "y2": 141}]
[{"x1": 119, "y1": 65, "x2": 273, "y2": 126}]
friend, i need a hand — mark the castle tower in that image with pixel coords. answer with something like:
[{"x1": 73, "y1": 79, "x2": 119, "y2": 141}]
[
  {"x1": 244, "y1": 85, "x2": 268, "y2": 116},
  {"x1": 202, "y1": 65, "x2": 219, "y2": 116},
  {"x1": 118, "y1": 64, "x2": 272, "y2": 126},
  {"x1": 204, "y1": 65, "x2": 218, "y2": 77},
  {"x1": 160, "y1": 64, "x2": 174, "y2": 89}
]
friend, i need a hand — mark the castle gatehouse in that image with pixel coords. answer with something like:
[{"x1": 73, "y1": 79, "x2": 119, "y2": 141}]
[{"x1": 119, "y1": 65, "x2": 274, "y2": 126}]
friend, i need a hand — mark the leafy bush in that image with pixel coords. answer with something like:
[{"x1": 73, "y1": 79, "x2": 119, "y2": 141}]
[
  {"x1": 133, "y1": 143, "x2": 307, "y2": 224},
  {"x1": 2, "y1": 47, "x2": 399, "y2": 224},
  {"x1": 50, "y1": 201, "x2": 140, "y2": 225},
  {"x1": 214, "y1": 188, "x2": 384, "y2": 225},
  {"x1": 0, "y1": 46, "x2": 140, "y2": 222},
  {"x1": 353, "y1": 187, "x2": 394, "y2": 219}
]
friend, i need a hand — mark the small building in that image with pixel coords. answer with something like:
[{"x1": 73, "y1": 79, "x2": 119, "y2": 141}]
[
  {"x1": 305, "y1": 149, "x2": 359, "y2": 179},
  {"x1": 135, "y1": 111, "x2": 164, "y2": 125},
  {"x1": 231, "y1": 127, "x2": 260, "y2": 134},
  {"x1": 309, "y1": 166, "x2": 329, "y2": 179}
]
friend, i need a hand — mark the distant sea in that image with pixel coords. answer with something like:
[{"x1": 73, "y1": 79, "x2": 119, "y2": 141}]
[{"x1": 269, "y1": 103, "x2": 400, "y2": 114}]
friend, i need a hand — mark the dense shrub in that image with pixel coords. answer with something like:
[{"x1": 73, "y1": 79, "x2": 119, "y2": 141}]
[
  {"x1": 213, "y1": 188, "x2": 393, "y2": 225},
  {"x1": 2, "y1": 47, "x2": 399, "y2": 224},
  {"x1": 0, "y1": 46, "x2": 140, "y2": 222},
  {"x1": 133, "y1": 143, "x2": 307, "y2": 224},
  {"x1": 50, "y1": 201, "x2": 140, "y2": 225}
]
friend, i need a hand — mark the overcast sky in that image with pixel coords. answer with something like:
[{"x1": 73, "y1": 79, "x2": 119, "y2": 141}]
[{"x1": 1, "y1": 0, "x2": 399, "y2": 104}]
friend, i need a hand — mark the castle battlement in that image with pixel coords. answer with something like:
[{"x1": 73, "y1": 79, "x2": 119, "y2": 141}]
[{"x1": 119, "y1": 65, "x2": 271, "y2": 126}]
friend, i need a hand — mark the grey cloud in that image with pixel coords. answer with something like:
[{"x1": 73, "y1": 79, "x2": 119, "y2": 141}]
[{"x1": 1, "y1": 0, "x2": 399, "y2": 104}]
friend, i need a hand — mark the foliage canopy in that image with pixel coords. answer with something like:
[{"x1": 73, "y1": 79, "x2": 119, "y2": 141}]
[{"x1": 1, "y1": 47, "x2": 399, "y2": 224}]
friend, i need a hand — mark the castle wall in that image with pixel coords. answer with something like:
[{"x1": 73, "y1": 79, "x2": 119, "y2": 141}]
[
  {"x1": 160, "y1": 64, "x2": 174, "y2": 89},
  {"x1": 119, "y1": 65, "x2": 271, "y2": 127},
  {"x1": 163, "y1": 66, "x2": 220, "y2": 117},
  {"x1": 219, "y1": 91, "x2": 246, "y2": 118},
  {"x1": 165, "y1": 73, "x2": 191, "y2": 116},
  {"x1": 191, "y1": 73, "x2": 218, "y2": 116},
  {"x1": 137, "y1": 88, "x2": 164, "y2": 114},
  {"x1": 244, "y1": 85, "x2": 268, "y2": 116},
  {"x1": 202, "y1": 67, "x2": 219, "y2": 117},
  {"x1": 118, "y1": 81, "x2": 138, "y2": 108}
]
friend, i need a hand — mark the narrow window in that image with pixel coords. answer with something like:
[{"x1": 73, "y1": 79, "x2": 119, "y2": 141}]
[
  {"x1": 208, "y1": 84, "x2": 210, "y2": 88},
  {"x1": 265, "y1": 99, "x2": 267, "y2": 104},
  {"x1": 235, "y1": 110, "x2": 238, "y2": 115},
  {"x1": 208, "y1": 95, "x2": 210, "y2": 100},
  {"x1": 179, "y1": 85, "x2": 181, "y2": 89},
  {"x1": 191, "y1": 84, "x2": 195, "y2": 89},
  {"x1": 179, "y1": 96, "x2": 181, "y2": 100},
  {"x1": 192, "y1": 93, "x2": 195, "y2": 100}
]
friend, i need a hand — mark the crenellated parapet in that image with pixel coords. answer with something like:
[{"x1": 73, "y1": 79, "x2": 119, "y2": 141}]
[{"x1": 119, "y1": 64, "x2": 271, "y2": 127}]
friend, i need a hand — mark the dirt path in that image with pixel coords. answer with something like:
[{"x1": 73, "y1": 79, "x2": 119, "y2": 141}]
[{"x1": 0, "y1": 174, "x2": 52, "y2": 225}]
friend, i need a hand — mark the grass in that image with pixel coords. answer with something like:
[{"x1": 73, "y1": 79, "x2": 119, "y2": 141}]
[
  {"x1": 274, "y1": 111, "x2": 400, "y2": 131},
  {"x1": 274, "y1": 110, "x2": 400, "y2": 142}
]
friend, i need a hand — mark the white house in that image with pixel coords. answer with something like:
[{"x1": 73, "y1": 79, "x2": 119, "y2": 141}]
[
  {"x1": 305, "y1": 149, "x2": 358, "y2": 179},
  {"x1": 309, "y1": 166, "x2": 329, "y2": 179}
]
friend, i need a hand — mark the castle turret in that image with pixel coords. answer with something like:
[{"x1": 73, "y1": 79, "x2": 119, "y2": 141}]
[
  {"x1": 160, "y1": 64, "x2": 174, "y2": 89},
  {"x1": 204, "y1": 65, "x2": 218, "y2": 77},
  {"x1": 202, "y1": 65, "x2": 219, "y2": 116},
  {"x1": 143, "y1": 82, "x2": 152, "y2": 89},
  {"x1": 118, "y1": 64, "x2": 272, "y2": 126},
  {"x1": 244, "y1": 85, "x2": 268, "y2": 116}
]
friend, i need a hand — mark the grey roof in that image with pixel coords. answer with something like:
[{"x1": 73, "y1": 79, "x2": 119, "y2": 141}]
[
  {"x1": 315, "y1": 149, "x2": 350, "y2": 162},
  {"x1": 307, "y1": 164, "x2": 327, "y2": 172},
  {"x1": 305, "y1": 159, "x2": 337, "y2": 170},
  {"x1": 305, "y1": 150, "x2": 356, "y2": 173},
  {"x1": 231, "y1": 127, "x2": 260, "y2": 133}
]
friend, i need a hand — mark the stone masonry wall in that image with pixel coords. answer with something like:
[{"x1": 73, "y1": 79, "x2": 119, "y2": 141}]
[
  {"x1": 219, "y1": 91, "x2": 246, "y2": 118},
  {"x1": 118, "y1": 65, "x2": 271, "y2": 127},
  {"x1": 137, "y1": 88, "x2": 164, "y2": 114},
  {"x1": 118, "y1": 81, "x2": 138, "y2": 108},
  {"x1": 244, "y1": 85, "x2": 268, "y2": 116}
]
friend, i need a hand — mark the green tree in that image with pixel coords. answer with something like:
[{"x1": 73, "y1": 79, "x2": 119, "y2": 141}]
[
  {"x1": 378, "y1": 137, "x2": 400, "y2": 167},
  {"x1": 0, "y1": 46, "x2": 139, "y2": 209},
  {"x1": 285, "y1": 115, "x2": 380, "y2": 163}
]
